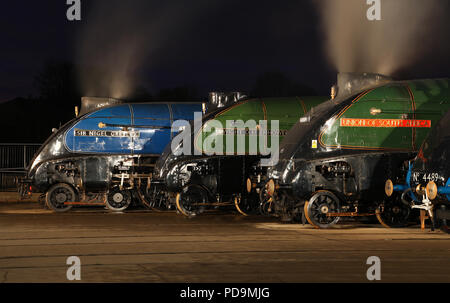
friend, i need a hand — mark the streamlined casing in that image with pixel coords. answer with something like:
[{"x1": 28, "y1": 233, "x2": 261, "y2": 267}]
[
  {"x1": 156, "y1": 97, "x2": 328, "y2": 195},
  {"x1": 26, "y1": 102, "x2": 202, "y2": 193},
  {"x1": 268, "y1": 79, "x2": 450, "y2": 214}
]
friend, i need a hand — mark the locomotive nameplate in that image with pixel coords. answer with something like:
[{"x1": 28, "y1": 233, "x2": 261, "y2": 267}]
[
  {"x1": 340, "y1": 119, "x2": 431, "y2": 128},
  {"x1": 74, "y1": 129, "x2": 140, "y2": 138},
  {"x1": 216, "y1": 128, "x2": 288, "y2": 136}
]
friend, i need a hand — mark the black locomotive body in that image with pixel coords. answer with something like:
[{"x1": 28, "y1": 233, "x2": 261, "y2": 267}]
[{"x1": 154, "y1": 96, "x2": 327, "y2": 216}]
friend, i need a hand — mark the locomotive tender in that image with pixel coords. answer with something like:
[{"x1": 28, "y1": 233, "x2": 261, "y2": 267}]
[
  {"x1": 20, "y1": 98, "x2": 203, "y2": 212},
  {"x1": 262, "y1": 75, "x2": 450, "y2": 228}
]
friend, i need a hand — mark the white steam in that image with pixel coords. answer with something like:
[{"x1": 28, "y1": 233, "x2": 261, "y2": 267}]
[
  {"x1": 315, "y1": 0, "x2": 447, "y2": 75},
  {"x1": 77, "y1": 0, "x2": 212, "y2": 99}
]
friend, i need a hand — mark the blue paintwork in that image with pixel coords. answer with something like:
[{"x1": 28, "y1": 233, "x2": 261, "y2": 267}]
[
  {"x1": 132, "y1": 104, "x2": 172, "y2": 155},
  {"x1": 405, "y1": 163, "x2": 417, "y2": 201},
  {"x1": 65, "y1": 103, "x2": 202, "y2": 155},
  {"x1": 88, "y1": 104, "x2": 131, "y2": 118},
  {"x1": 393, "y1": 184, "x2": 408, "y2": 192},
  {"x1": 440, "y1": 179, "x2": 450, "y2": 200},
  {"x1": 393, "y1": 162, "x2": 450, "y2": 202},
  {"x1": 171, "y1": 104, "x2": 202, "y2": 120},
  {"x1": 391, "y1": 162, "x2": 419, "y2": 201}
]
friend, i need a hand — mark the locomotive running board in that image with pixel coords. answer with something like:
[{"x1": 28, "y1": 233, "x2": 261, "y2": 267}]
[{"x1": 326, "y1": 212, "x2": 375, "y2": 217}]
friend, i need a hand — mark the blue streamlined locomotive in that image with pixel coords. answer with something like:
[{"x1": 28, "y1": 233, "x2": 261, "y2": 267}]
[
  {"x1": 19, "y1": 98, "x2": 203, "y2": 212},
  {"x1": 384, "y1": 108, "x2": 450, "y2": 233}
]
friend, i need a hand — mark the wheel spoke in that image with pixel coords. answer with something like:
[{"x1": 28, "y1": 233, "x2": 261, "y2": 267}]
[
  {"x1": 377, "y1": 198, "x2": 410, "y2": 228},
  {"x1": 46, "y1": 184, "x2": 75, "y2": 212},
  {"x1": 305, "y1": 191, "x2": 340, "y2": 228}
]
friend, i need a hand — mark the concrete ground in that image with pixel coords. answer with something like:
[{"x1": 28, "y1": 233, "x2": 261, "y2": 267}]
[
  {"x1": 0, "y1": 191, "x2": 40, "y2": 203},
  {"x1": 0, "y1": 199, "x2": 448, "y2": 283}
]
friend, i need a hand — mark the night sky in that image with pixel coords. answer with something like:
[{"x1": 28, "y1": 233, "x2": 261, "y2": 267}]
[{"x1": 0, "y1": 0, "x2": 449, "y2": 103}]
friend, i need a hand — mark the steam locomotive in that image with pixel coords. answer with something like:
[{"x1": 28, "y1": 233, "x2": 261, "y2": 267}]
[
  {"x1": 154, "y1": 96, "x2": 328, "y2": 216},
  {"x1": 384, "y1": 108, "x2": 450, "y2": 233},
  {"x1": 261, "y1": 74, "x2": 450, "y2": 228},
  {"x1": 19, "y1": 97, "x2": 203, "y2": 212}
]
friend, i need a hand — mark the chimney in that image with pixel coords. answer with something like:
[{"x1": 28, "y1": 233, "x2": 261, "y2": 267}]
[
  {"x1": 207, "y1": 92, "x2": 246, "y2": 112},
  {"x1": 334, "y1": 72, "x2": 392, "y2": 98},
  {"x1": 79, "y1": 97, "x2": 123, "y2": 115}
]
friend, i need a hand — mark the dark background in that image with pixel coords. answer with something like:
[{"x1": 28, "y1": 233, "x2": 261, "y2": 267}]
[{"x1": 0, "y1": 0, "x2": 448, "y2": 143}]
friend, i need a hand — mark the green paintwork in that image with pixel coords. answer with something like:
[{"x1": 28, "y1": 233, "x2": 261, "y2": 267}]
[
  {"x1": 195, "y1": 97, "x2": 327, "y2": 154},
  {"x1": 319, "y1": 79, "x2": 450, "y2": 151}
]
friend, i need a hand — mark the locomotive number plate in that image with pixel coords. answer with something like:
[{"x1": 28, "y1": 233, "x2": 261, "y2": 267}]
[{"x1": 412, "y1": 172, "x2": 444, "y2": 183}]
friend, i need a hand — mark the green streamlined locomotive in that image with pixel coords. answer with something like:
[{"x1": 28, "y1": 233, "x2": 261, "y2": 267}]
[
  {"x1": 154, "y1": 96, "x2": 328, "y2": 216},
  {"x1": 262, "y1": 76, "x2": 449, "y2": 228}
]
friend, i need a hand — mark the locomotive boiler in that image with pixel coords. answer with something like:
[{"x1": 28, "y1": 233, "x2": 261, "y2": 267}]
[
  {"x1": 262, "y1": 75, "x2": 450, "y2": 228},
  {"x1": 154, "y1": 96, "x2": 328, "y2": 216},
  {"x1": 385, "y1": 108, "x2": 450, "y2": 233},
  {"x1": 19, "y1": 98, "x2": 203, "y2": 212}
]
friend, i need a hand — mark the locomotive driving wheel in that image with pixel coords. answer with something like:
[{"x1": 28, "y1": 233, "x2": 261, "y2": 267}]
[
  {"x1": 235, "y1": 194, "x2": 259, "y2": 216},
  {"x1": 376, "y1": 197, "x2": 411, "y2": 228},
  {"x1": 304, "y1": 190, "x2": 341, "y2": 229},
  {"x1": 107, "y1": 188, "x2": 132, "y2": 212},
  {"x1": 175, "y1": 184, "x2": 209, "y2": 217},
  {"x1": 136, "y1": 187, "x2": 167, "y2": 211},
  {"x1": 45, "y1": 183, "x2": 77, "y2": 213}
]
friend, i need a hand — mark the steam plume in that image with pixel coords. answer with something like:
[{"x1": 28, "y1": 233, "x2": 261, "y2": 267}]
[
  {"x1": 314, "y1": 0, "x2": 448, "y2": 75},
  {"x1": 77, "y1": 0, "x2": 211, "y2": 99}
]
